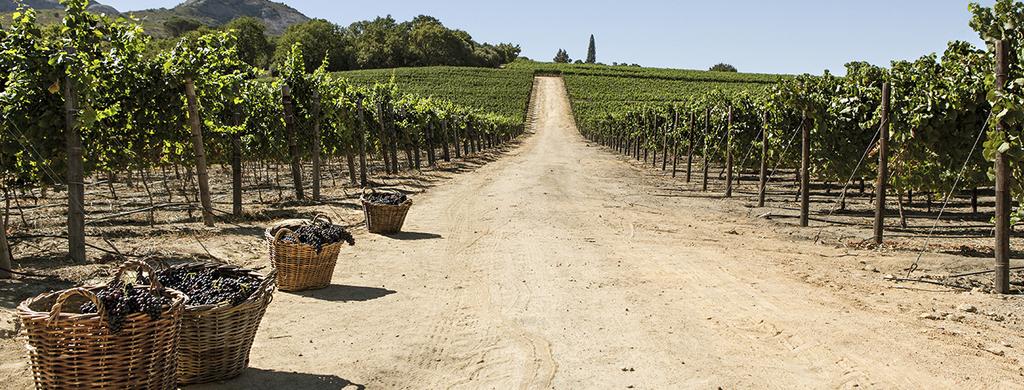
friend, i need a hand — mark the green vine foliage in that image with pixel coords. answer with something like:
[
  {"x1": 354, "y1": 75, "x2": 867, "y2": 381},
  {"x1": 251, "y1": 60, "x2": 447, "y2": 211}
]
[
  {"x1": 972, "y1": 0, "x2": 1024, "y2": 218},
  {"x1": 2, "y1": 0, "x2": 521, "y2": 195}
]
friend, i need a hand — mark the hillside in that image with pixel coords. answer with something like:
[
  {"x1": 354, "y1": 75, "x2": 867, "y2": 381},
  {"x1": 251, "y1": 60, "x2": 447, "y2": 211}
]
[
  {"x1": 339, "y1": 66, "x2": 535, "y2": 124},
  {"x1": 1, "y1": 0, "x2": 308, "y2": 36},
  {"x1": 506, "y1": 60, "x2": 784, "y2": 126},
  {"x1": 128, "y1": 0, "x2": 308, "y2": 37},
  {"x1": 337, "y1": 62, "x2": 784, "y2": 127},
  {"x1": 0, "y1": 0, "x2": 117, "y2": 15}
]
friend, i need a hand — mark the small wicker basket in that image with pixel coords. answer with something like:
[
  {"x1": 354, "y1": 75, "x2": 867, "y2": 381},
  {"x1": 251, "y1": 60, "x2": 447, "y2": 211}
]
[
  {"x1": 360, "y1": 190, "x2": 413, "y2": 235},
  {"x1": 17, "y1": 261, "x2": 186, "y2": 390},
  {"x1": 265, "y1": 215, "x2": 346, "y2": 291},
  {"x1": 165, "y1": 262, "x2": 277, "y2": 385}
]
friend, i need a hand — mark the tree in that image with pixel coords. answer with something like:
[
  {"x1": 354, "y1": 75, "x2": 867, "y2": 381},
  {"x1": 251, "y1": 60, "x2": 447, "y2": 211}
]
[
  {"x1": 225, "y1": 17, "x2": 273, "y2": 69},
  {"x1": 406, "y1": 16, "x2": 473, "y2": 66},
  {"x1": 274, "y1": 19, "x2": 353, "y2": 71},
  {"x1": 554, "y1": 49, "x2": 571, "y2": 63},
  {"x1": 164, "y1": 16, "x2": 204, "y2": 37},
  {"x1": 493, "y1": 43, "x2": 521, "y2": 64},
  {"x1": 710, "y1": 63, "x2": 738, "y2": 72},
  {"x1": 586, "y1": 34, "x2": 596, "y2": 64},
  {"x1": 350, "y1": 15, "x2": 409, "y2": 69}
]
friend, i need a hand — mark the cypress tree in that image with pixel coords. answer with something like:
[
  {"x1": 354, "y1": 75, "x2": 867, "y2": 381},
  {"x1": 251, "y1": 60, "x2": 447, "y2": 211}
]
[
  {"x1": 586, "y1": 34, "x2": 596, "y2": 64},
  {"x1": 554, "y1": 49, "x2": 571, "y2": 63}
]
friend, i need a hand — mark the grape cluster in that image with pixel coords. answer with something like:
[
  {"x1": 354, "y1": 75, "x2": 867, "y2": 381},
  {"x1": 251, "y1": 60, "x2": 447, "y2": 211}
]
[
  {"x1": 147, "y1": 267, "x2": 261, "y2": 307},
  {"x1": 280, "y1": 220, "x2": 356, "y2": 253},
  {"x1": 80, "y1": 280, "x2": 170, "y2": 333},
  {"x1": 364, "y1": 191, "x2": 409, "y2": 206}
]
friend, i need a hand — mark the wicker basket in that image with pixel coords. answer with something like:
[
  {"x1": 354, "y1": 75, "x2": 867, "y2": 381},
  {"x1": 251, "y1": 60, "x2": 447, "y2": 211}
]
[
  {"x1": 265, "y1": 215, "x2": 346, "y2": 291},
  {"x1": 360, "y1": 190, "x2": 413, "y2": 235},
  {"x1": 165, "y1": 262, "x2": 277, "y2": 385},
  {"x1": 17, "y1": 261, "x2": 186, "y2": 390}
]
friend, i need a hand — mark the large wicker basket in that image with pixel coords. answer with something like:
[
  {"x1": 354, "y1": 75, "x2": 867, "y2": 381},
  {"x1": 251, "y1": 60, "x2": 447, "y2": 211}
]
[
  {"x1": 265, "y1": 215, "x2": 346, "y2": 291},
  {"x1": 166, "y1": 262, "x2": 277, "y2": 385},
  {"x1": 361, "y1": 190, "x2": 413, "y2": 235},
  {"x1": 17, "y1": 261, "x2": 186, "y2": 390}
]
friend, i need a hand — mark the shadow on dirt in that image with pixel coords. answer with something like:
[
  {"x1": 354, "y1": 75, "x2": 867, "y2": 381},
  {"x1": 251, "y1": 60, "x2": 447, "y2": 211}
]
[
  {"x1": 383, "y1": 231, "x2": 442, "y2": 241},
  {"x1": 184, "y1": 367, "x2": 365, "y2": 390},
  {"x1": 292, "y1": 284, "x2": 396, "y2": 302}
]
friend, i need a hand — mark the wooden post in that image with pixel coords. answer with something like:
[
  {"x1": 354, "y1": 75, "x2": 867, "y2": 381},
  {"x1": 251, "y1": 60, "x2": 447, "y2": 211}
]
[
  {"x1": 231, "y1": 93, "x2": 243, "y2": 217},
  {"x1": 426, "y1": 122, "x2": 436, "y2": 167},
  {"x1": 661, "y1": 114, "x2": 669, "y2": 170},
  {"x1": 687, "y1": 111, "x2": 695, "y2": 183},
  {"x1": 441, "y1": 120, "x2": 452, "y2": 162},
  {"x1": 800, "y1": 112, "x2": 811, "y2": 227},
  {"x1": 453, "y1": 119, "x2": 462, "y2": 159},
  {"x1": 972, "y1": 187, "x2": 979, "y2": 214},
  {"x1": 282, "y1": 84, "x2": 305, "y2": 199},
  {"x1": 185, "y1": 77, "x2": 216, "y2": 227},
  {"x1": 671, "y1": 110, "x2": 679, "y2": 177},
  {"x1": 64, "y1": 65, "x2": 88, "y2": 261},
  {"x1": 758, "y1": 111, "x2": 769, "y2": 207},
  {"x1": 1, "y1": 186, "x2": 12, "y2": 278},
  {"x1": 702, "y1": 107, "x2": 711, "y2": 192},
  {"x1": 874, "y1": 82, "x2": 891, "y2": 244},
  {"x1": 311, "y1": 89, "x2": 322, "y2": 201},
  {"x1": 725, "y1": 106, "x2": 734, "y2": 198},
  {"x1": 356, "y1": 97, "x2": 368, "y2": 187},
  {"x1": 995, "y1": 39, "x2": 1011, "y2": 294}
]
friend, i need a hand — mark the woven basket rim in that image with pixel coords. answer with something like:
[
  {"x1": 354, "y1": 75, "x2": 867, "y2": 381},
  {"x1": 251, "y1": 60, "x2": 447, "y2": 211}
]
[
  {"x1": 264, "y1": 226, "x2": 351, "y2": 253},
  {"x1": 359, "y1": 194, "x2": 413, "y2": 208},
  {"x1": 159, "y1": 262, "x2": 277, "y2": 313},
  {"x1": 17, "y1": 286, "x2": 187, "y2": 322}
]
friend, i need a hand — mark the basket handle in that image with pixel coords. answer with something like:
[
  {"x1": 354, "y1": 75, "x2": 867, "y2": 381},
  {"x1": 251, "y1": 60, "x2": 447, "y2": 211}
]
[
  {"x1": 273, "y1": 227, "x2": 297, "y2": 243},
  {"x1": 141, "y1": 256, "x2": 171, "y2": 272},
  {"x1": 311, "y1": 214, "x2": 333, "y2": 225},
  {"x1": 114, "y1": 260, "x2": 164, "y2": 292},
  {"x1": 361, "y1": 187, "x2": 376, "y2": 197},
  {"x1": 47, "y1": 288, "x2": 105, "y2": 322},
  {"x1": 257, "y1": 269, "x2": 278, "y2": 304}
]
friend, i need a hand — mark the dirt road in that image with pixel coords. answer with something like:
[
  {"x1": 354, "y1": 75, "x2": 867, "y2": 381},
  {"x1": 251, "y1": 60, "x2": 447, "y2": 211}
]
[{"x1": 196, "y1": 76, "x2": 1024, "y2": 389}]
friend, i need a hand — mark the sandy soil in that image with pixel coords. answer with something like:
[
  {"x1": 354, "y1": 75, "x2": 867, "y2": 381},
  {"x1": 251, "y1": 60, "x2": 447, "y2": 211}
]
[{"x1": 4, "y1": 76, "x2": 1024, "y2": 389}]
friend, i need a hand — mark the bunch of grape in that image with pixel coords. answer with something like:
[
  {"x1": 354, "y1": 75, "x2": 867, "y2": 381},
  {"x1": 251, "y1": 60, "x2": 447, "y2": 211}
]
[
  {"x1": 149, "y1": 267, "x2": 261, "y2": 307},
  {"x1": 280, "y1": 219, "x2": 356, "y2": 253},
  {"x1": 364, "y1": 191, "x2": 408, "y2": 206},
  {"x1": 80, "y1": 280, "x2": 170, "y2": 333}
]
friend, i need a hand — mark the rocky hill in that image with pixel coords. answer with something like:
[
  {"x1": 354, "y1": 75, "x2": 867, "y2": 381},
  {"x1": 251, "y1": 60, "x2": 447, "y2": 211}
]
[
  {"x1": 0, "y1": 0, "x2": 118, "y2": 15},
  {"x1": 1, "y1": 0, "x2": 309, "y2": 36}
]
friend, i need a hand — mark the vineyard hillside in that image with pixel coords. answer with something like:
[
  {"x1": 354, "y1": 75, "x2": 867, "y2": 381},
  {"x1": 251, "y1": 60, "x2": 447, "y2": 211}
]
[
  {"x1": 507, "y1": 60, "x2": 785, "y2": 125},
  {"x1": 338, "y1": 62, "x2": 785, "y2": 126},
  {"x1": 338, "y1": 66, "x2": 536, "y2": 125}
]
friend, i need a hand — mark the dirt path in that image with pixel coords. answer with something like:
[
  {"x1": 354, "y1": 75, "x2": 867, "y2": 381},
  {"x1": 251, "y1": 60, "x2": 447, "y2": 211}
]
[{"x1": 182, "y1": 76, "x2": 1024, "y2": 389}]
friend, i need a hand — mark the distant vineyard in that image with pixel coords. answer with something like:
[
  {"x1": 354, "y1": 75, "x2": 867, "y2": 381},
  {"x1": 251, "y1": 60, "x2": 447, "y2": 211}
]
[
  {"x1": 338, "y1": 66, "x2": 535, "y2": 124},
  {"x1": 505, "y1": 61, "x2": 780, "y2": 126}
]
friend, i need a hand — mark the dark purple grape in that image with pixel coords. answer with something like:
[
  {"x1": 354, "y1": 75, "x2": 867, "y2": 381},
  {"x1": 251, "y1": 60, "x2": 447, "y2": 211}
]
[
  {"x1": 145, "y1": 267, "x2": 261, "y2": 307},
  {"x1": 279, "y1": 220, "x2": 355, "y2": 252},
  {"x1": 80, "y1": 279, "x2": 170, "y2": 333},
  {"x1": 364, "y1": 191, "x2": 408, "y2": 206}
]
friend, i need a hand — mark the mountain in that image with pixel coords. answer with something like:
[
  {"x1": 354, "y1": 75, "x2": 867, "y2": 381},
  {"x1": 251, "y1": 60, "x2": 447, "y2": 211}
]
[
  {"x1": 0, "y1": 0, "x2": 119, "y2": 15},
  {"x1": 129, "y1": 0, "x2": 309, "y2": 36},
  {"x1": 2, "y1": 0, "x2": 309, "y2": 36}
]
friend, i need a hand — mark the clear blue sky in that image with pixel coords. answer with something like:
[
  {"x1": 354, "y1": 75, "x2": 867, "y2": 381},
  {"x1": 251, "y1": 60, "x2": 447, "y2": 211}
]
[{"x1": 101, "y1": 0, "x2": 993, "y2": 75}]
